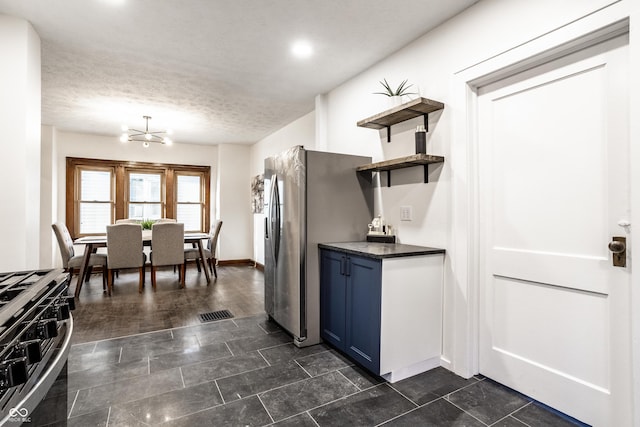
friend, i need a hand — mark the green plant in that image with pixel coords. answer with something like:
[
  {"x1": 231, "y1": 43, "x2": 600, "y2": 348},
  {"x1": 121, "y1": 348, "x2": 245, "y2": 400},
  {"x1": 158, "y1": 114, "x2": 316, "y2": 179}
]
[
  {"x1": 141, "y1": 219, "x2": 155, "y2": 230},
  {"x1": 374, "y1": 78, "x2": 417, "y2": 97}
]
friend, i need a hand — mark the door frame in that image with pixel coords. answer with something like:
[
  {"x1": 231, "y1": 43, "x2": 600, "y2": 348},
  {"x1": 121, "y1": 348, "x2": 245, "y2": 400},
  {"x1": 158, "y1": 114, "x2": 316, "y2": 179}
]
[{"x1": 450, "y1": 2, "x2": 639, "y2": 423}]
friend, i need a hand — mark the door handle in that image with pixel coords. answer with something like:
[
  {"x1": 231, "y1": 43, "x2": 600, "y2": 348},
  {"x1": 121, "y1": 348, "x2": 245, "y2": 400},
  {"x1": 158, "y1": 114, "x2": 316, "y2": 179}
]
[{"x1": 608, "y1": 236, "x2": 626, "y2": 267}]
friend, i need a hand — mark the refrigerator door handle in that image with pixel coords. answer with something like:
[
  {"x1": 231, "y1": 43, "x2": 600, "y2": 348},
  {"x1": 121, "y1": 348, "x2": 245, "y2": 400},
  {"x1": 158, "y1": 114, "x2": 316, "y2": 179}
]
[
  {"x1": 345, "y1": 257, "x2": 351, "y2": 276},
  {"x1": 264, "y1": 216, "x2": 269, "y2": 240},
  {"x1": 340, "y1": 256, "x2": 345, "y2": 276},
  {"x1": 271, "y1": 176, "x2": 281, "y2": 263}
]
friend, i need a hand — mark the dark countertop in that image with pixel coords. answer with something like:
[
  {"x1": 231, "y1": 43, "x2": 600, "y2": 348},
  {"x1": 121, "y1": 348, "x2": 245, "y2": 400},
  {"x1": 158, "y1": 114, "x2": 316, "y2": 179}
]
[{"x1": 318, "y1": 241, "x2": 445, "y2": 259}]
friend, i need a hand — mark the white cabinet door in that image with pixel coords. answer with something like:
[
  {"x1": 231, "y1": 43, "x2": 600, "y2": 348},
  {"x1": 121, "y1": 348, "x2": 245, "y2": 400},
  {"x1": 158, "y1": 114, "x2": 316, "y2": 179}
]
[{"x1": 478, "y1": 34, "x2": 630, "y2": 426}]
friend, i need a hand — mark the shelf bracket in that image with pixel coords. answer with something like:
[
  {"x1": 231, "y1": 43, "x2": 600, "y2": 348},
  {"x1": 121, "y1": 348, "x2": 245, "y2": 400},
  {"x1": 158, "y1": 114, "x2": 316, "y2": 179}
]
[
  {"x1": 386, "y1": 126, "x2": 391, "y2": 143},
  {"x1": 387, "y1": 171, "x2": 391, "y2": 187},
  {"x1": 424, "y1": 165, "x2": 429, "y2": 183}
]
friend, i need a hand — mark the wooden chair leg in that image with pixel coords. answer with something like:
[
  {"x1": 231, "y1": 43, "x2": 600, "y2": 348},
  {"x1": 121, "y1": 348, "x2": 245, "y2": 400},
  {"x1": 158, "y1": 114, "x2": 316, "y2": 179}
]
[
  {"x1": 107, "y1": 269, "x2": 113, "y2": 296},
  {"x1": 151, "y1": 266, "x2": 157, "y2": 292},
  {"x1": 212, "y1": 258, "x2": 217, "y2": 278},
  {"x1": 138, "y1": 267, "x2": 144, "y2": 293},
  {"x1": 102, "y1": 267, "x2": 107, "y2": 290},
  {"x1": 180, "y1": 264, "x2": 185, "y2": 288},
  {"x1": 195, "y1": 258, "x2": 201, "y2": 272},
  {"x1": 208, "y1": 257, "x2": 214, "y2": 274},
  {"x1": 85, "y1": 265, "x2": 93, "y2": 282}
]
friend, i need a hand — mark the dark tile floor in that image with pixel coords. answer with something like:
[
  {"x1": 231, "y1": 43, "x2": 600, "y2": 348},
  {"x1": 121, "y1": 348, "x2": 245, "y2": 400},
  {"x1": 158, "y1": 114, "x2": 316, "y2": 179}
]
[{"x1": 40, "y1": 266, "x2": 588, "y2": 426}]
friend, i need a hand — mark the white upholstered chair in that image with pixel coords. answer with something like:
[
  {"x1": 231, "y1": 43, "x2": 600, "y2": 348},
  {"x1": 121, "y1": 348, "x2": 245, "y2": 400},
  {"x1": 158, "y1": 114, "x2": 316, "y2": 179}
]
[
  {"x1": 154, "y1": 218, "x2": 177, "y2": 223},
  {"x1": 184, "y1": 220, "x2": 223, "y2": 278},
  {"x1": 106, "y1": 223, "x2": 146, "y2": 295},
  {"x1": 115, "y1": 219, "x2": 141, "y2": 224},
  {"x1": 52, "y1": 222, "x2": 107, "y2": 289},
  {"x1": 150, "y1": 222, "x2": 185, "y2": 290}
]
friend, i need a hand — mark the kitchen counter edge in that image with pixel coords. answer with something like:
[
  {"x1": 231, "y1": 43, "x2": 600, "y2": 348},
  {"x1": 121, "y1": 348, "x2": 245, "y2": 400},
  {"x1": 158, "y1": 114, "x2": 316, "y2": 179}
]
[{"x1": 318, "y1": 242, "x2": 445, "y2": 259}]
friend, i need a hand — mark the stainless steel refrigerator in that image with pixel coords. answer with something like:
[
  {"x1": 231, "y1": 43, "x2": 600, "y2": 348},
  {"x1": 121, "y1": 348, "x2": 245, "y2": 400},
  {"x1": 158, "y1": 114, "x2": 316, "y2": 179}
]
[{"x1": 264, "y1": 146, "x2": 373, "y2": 347}]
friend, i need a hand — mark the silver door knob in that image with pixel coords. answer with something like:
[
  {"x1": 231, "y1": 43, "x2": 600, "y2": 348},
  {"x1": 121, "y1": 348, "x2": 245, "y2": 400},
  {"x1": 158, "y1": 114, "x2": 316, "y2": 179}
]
[{"x1": 608, "y1": 240, "x2": 626, "y2": 254}]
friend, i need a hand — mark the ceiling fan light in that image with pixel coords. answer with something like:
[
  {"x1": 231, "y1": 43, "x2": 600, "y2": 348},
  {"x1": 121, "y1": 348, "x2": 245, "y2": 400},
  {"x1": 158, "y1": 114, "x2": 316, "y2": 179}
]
[
  {"x1": 143, "y1": 141, "x2": 150, "y2": 148},
  {"x1": 144, "y1": 132, "x2": 152, "y2": 141}
]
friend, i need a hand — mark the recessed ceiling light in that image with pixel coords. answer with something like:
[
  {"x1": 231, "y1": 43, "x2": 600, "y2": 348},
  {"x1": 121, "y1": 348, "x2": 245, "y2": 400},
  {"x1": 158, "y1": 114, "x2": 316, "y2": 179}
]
[
  {"x1": 98, "y1": 0, "x2": 126, "y2": 6},
  {"x1": 291, "y1": 40, "x2": 313, "y2": 59}
]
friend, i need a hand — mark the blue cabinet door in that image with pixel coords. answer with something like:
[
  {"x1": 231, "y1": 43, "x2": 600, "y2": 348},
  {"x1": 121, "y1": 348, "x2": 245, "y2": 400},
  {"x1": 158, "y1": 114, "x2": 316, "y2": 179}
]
[
  {"x1": 320, "y1": 249, "x2": 347, "y2": 350},
  {"x1": 345, "y1": 255, "x2": 381, "y2": 374}
]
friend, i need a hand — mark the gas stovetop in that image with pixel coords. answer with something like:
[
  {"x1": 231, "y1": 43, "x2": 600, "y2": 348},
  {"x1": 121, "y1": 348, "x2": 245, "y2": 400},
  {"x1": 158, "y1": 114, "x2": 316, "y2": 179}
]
[{"x1": 0, "y1": 268, "x2": 73, "y2": 424}]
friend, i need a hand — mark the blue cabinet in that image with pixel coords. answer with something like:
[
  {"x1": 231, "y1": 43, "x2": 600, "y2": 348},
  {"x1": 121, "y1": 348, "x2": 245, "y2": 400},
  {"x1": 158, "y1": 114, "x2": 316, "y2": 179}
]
[
  {"x1": 320, "y1": 249, "x2": 346, "y2": 349},
  {"x1": 320, "y1": 248, "x2": 381, "y2": 373}
]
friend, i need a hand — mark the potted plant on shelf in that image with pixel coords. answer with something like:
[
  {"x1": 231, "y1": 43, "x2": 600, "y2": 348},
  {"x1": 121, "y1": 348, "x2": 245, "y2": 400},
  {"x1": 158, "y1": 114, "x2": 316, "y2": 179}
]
[{"x1": 374, "y1": 78, "x2": 417, "y2": 107}]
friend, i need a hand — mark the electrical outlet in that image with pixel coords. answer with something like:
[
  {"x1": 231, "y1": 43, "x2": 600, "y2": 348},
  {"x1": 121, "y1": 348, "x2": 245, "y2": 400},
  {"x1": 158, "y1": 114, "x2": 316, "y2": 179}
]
[{"x1": 400, "y1": 205, "x2": 412, "y2": 221}]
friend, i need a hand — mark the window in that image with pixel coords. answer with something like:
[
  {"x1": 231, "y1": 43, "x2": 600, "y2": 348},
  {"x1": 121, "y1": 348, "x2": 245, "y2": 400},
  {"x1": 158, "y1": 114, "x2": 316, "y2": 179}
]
[
  {"x1": 176, "y1": 173, "x2": 204, "y2": 231},
  {"x1": 66, "y1": 158, "x2": 210, "y2": 237},
  {"x1": 77, "y1": 167, "x2": 114, "y2": 234},
  {"x1": 127, "y1": 171, "x2": 164, "y2": 220}
]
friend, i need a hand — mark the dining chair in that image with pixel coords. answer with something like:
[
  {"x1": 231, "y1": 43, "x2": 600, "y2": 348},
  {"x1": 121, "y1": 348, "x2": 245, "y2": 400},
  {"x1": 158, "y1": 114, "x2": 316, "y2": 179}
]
[
  {"x1": 154, "y1": 218, "x2": 177, "y2": 223},
  {"x1": 115, "y1": 219, "x2": 141, "y2": 224},
  {"x1": 52, "y1": 222, "x2": 107, "y2": 289},
  {"x1": 184, "y1": 220, "x2": 223, "y2": 278},
  {"x1": 106, "y1": 223, "x2": 146, "y2": 295},
  {"x1": 150, "y1": 222, "x2": 185, "y2": 290}
]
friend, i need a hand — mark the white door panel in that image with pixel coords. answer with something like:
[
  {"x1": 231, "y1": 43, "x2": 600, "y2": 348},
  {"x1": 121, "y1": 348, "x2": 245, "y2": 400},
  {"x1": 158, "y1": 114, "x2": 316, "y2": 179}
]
[
  {"x1": 491, "y1": 276, "x2": 608, "y2": 387},
  {"x1": 479, "y1": 34, "x2": 630, "y2": 426}
]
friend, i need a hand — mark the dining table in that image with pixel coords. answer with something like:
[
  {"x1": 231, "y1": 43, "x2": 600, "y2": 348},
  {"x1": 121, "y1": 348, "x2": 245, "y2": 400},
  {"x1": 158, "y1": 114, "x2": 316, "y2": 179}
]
[{"x1": 73, "y1": 230, "x2": 211, "y2": 298}]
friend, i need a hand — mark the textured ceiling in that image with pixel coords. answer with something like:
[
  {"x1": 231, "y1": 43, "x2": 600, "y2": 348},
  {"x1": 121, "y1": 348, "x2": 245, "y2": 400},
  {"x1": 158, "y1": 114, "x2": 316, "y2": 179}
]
[{"x1": 0, "y1": 0, "x2": 478, "y2": 145}]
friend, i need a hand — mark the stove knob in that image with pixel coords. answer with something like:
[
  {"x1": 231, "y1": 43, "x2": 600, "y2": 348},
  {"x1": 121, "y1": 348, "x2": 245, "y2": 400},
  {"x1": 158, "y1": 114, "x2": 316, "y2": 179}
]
[
  {"x1": 56, "y1": 303, "x2": 70, "y2": 320},
  {"x1": 0, "y1": 358, "x2": 28, "y2": 389},
  {"x1": 15, "y1": 340, "x2": 42, "y2": 364},
  {"x1": 37, "y1": 319, "x2": 58, "y2": 339}
]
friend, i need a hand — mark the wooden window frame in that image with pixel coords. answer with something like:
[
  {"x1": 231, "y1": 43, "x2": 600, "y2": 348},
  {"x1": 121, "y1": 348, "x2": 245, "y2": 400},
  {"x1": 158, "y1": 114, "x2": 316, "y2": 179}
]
[
  {"x1": 174, "y1": 171, "x2": 207, "y2": 232},
  {"x1": 125, "y1": 168, "x2": 167, "y2": 220},
  {"x1": 74, "y1": 165, "x2": 116, "y2": 235},
  {"x1": 66, "y1": 157, "x2": 211, "y2": 238}
]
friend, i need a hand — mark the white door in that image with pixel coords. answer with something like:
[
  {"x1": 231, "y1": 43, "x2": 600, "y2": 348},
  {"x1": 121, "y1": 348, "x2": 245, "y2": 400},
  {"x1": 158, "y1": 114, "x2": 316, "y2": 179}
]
[{"x1": 478, "y1": 34, "x2": 630, "y2": 427}]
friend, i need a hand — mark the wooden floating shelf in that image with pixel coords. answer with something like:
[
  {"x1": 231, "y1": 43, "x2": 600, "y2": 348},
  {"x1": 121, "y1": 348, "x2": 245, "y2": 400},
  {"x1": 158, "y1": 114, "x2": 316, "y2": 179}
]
[
  {"x1": 356, "y1": 153, "x2": 445, "y2": 172},
  {"x1": 357, "y1": 97, "x2": 445, "y2": 131},
  {"x1": 356, "y1": 153, "x2": 445, "y2": 187}
]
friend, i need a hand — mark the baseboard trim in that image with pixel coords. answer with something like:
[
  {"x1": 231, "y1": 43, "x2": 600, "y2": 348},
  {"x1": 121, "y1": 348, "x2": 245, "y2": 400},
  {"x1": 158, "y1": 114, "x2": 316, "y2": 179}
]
[
  {"x1": 207, "y1": 259, "x2": 264, "y2": 270},
  {"x1": 217, "y1": 259, "x2": 253, "y2": 266}
]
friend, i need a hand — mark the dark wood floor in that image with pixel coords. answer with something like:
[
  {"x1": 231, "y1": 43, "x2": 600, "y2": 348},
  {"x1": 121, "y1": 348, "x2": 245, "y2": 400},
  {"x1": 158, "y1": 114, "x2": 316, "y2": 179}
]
[{"x1": 70, "y1": 264, "x2": 266, "y2": 344}]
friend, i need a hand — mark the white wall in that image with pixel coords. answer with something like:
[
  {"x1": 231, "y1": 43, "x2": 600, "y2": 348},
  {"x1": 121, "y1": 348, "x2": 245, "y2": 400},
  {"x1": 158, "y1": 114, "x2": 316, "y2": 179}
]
[
  {"x1": 41, "y1": 125, "x2": 57, "y2": 268},
  {"x1": 249, "y1": 111, "x2": 315, "y2": 264},
  {"x1": 217, "y1": 144, "x2": 252, "y2": 260},
  {"x1": 0, "y1": 15, "x2": 41, "y2": 271},
  {"x1": 250, "y1": 0, "x2": 631, "y2": 376}
]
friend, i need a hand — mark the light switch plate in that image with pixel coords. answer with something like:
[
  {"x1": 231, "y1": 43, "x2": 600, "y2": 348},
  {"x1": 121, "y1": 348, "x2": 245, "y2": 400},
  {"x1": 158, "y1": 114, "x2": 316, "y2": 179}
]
[{"x1": 400, "y1": 205, "x2": 412, "y2": 221}]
